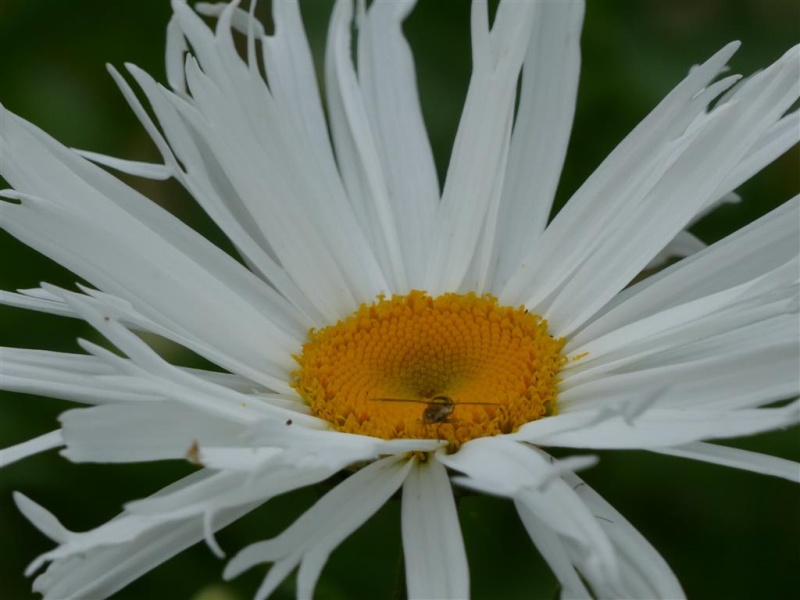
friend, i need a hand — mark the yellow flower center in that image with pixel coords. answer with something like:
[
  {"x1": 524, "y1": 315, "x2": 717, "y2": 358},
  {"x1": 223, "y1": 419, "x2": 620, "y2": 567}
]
[{"x1": 292, "y1": 291, "x2": 566, "y2": 450}]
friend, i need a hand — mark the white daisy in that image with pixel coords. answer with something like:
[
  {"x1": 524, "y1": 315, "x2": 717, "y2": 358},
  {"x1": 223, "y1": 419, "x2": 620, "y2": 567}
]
[{"x1": 1, "y1": 1, "x2": 798, "y2": 599}]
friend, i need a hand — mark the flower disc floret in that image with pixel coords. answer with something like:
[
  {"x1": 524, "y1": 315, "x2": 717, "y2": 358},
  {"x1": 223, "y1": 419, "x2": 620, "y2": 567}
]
[{"x1": 292, "y1": 291, "x2": 567, "y2": 449}]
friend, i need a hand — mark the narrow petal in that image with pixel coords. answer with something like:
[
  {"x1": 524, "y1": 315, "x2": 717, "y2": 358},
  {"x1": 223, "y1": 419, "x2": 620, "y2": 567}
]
[
  {"x1": 1, "y1": 431, "x2": 64, "y2": 468},
  {"x1": 356, "y1": 0, "x2": 441, "y2": 288},
  {"x1": 224, "y1": 455, "x2": 415, "y2": 599},
  {"x1": 54, "y1": 290, "x2": 317, "y2": 424},
  {"x1": 71, "y1": 149, "x2": 172, "y2": 180},
  {"x1": 645, "y1": 229, "x2": 707, "y2": 270},
  {"x1": 715, "y1": 109, "x2": 799, "y2": 200},
  {"x1": 402, "y1": 459, "x2": 469, "y2": 600},
  {"x1": 19, "y1": 474, "x2": 257, "y2": 600},
  {"x1": 561, "y1": 261, "x2": 798, "y2": 388},
  {"x1": 514, "y1": 501, "x2": 593, "y2": 599},
  {"x1": 0, "y1": 346, "x2": 164, "y2": 405},
  {"x1": 561, "y1": 472, "x2": 686, "y2": 599},
  {"x1": 107, "y1": 63, "x2": 324, "y2": 326},
  {"x1": 439, "y1": 439, "x2": 616, "y2": 585},
  {"x1": 425, "y1": 0, "x2": 536, "y2": 292},
  {"x1": 514, "y1": 481, "x2": 619, "y2": 588},
  {"x1": 540, "y1": 47, "x2": 799, "y2": 335},
  {"x1": 501, "y1": 42, "x2": 743, "y2": 307},
  {"x1": 492, "y1": 0, "x2": 585, "y2": 290},
  {"x1": 167, "y1": 2, "x2": 390, "y2": 315},
  {"x1": 504, "y1": 45, "x2": 799, "y2": 337},
  {"x1": 326, "y1": 0, "x2": 408, "y2": 291},
  {"x1": 652, "y1": 441, "x2": 800, "y2": 482},
  {"x1": 0, "y1": 288, "x2": 75, "y2": 318},
  {"x1": 438, "y1": 437, "x2": 596, "y2": 497},
  {"x1": 244, "y1": 419, "x2": 442, "y2": 472},
  {"x1": 0, "y1": 109, "x2": 311, "y2": 383},
  {"x1": 58, "y1": 403, "x2": 243, "y2": 463},
  {"x1": 569, "y1": 197, "x2": 800, "y2": 349},
  {"x1": 1, "y1": 346, "x2": 270, "y2": 408},
  {"x1": 14, "y1": 493, "x2": 71, "y2": 543},
  {"x1": 561, "y1": 324, "x2": 799, "y2": 415},
  {"x1": 125, "y1": 466, "x2": 332, "y2": 530},
  {"x1": 535, "y1": 403, "x2": 799, "y2": 449}
]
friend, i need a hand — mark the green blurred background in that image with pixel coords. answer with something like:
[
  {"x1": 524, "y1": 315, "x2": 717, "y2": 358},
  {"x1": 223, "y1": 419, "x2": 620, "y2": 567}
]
[{"x1": 1, "y1": 1, "x2": 798, "y2": 598}]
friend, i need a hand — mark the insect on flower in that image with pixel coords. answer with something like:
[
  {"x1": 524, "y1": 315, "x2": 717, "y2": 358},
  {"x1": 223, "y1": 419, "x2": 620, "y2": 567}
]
[{"x1": 371, "y1": 395, "x2": 498, "y2": 425}]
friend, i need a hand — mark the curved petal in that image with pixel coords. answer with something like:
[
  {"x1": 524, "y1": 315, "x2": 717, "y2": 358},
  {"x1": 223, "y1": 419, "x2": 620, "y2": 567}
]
[
  {"x1": 424, "y1": 0, "x2": 536, "y2": 293},
  {"x1": 561, "y1": 472, "x2": 686, "y2": 599},
  {"x1": 438, "y1": 439, "x2": 615, "y2": 585},
  {"x1": 1, "y1": 431, "x2": 64, "y2": 468},
  {"x1": 326, "y1": 0, "x2": 408, "y2": 291},
  {"x1": 224, "y1": 455, "x2": 414, "y2": 600},
  {"x1": 357, "y1": 0, "x2": 441, "y2": 288},
  {"x1": 569, "y1": 196, "x2": 800, "y2": 349},
  {"x1": 514, "y1": 501, "x2": 593, "y2": 599},
  {"x1": 16, "y1": 471, "x2": 258, "y2": 600},
  {"x1": 503, "y1": 45, "x2": 799, "y2": 337},
  {"x1": 58, "y1": 403, "x2": 243, "y2": 463},
  {"x1": 651, "y1": 441, "x2": 800, "y2": 482},
  {"x1": 491, "y1": 0, "x2": 585, "y2": 290},
  {"x1": 533, "y1": 402, "x2": 799, "y2": 450},
  {"x1": 0, "y1": 107, "x2": 309, "y2": 385},
  {"x1": 166, "y1": 1, "x2": 390, "y2": 316}
]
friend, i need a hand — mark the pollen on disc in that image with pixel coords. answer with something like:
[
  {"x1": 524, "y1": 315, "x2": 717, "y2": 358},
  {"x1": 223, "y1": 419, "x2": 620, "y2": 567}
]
[{"x1": 291, "y1": 291, "x2": 567, "y2": 449}]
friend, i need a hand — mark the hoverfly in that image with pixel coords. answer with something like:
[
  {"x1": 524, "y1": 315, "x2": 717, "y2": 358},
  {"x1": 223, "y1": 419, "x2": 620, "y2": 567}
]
[{"x1": 370, "y1": 395, "x2": 497, "y2": 425}]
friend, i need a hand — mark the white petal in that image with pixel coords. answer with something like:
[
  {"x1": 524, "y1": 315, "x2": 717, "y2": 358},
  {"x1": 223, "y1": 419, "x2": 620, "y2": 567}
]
[
  {"x1": 515, "y1": 502, "x2": 592, "y2": 599},
  {"x1": 492, "y1": 0, "x2": 585, "y2": 290},
  {"x1": 326, "y1": 0, "x2": 407, "y2": 291},
  {"x1": 1, "y1": 345, "x2": 270, "y2": 409},
  {"x1": 1, "y1": 431, "x2": 64, "y2": 468},
  {"x1": 0, "y1": 288, "x2": 76, "y2": 318},
  {"x1": 59, "y1": 283, "x2": 297, "y2": 393},
  {"x1": 14, "y1": 493, "x2": 72, "y2": 543},
  {"x1": 424, "y1": 0, "x2": 536, "y2": 293},
  {"x1": 165, "y1": 13, "x2": 189, "y2": 93},
  {"x1": 402, "y1": 458, "x2": 469, "y2": 600},
  {"x1": 55, "y1": 291, "x2": 316, "y2": 424},
  {"x1": 0, "y1": 346, "x2": 163, "y2": 405},
  {"x1": 463, "y1": 107, "x2": 513, "y2": 294},
  {"x1": 58, "y1": 402, "x2": 243, "y2": 463},
  {"x1": 72, "y1": 149, "x2": 172, "y2": 179},
  {"x1": 570, "y1": 196, "x2": 799, "y2": 348},
  {"x1": 715, "y1": 109, "x2": 800, "y2": 199},
  {"x1": 108, "y1": 64, "x2": 323, "y2": 326},
  {"x1": 444, "y1": 441, "x2": 611, "y2": 585},
  {"x1": 504, "y1": 45, "x2": 799, "y2": 336},
  {"x1": 561, "y1": 261, "x2": 798, "y2": 388},
  {"x1": 501, "y1": 42, "x2": 743, "y2": 308},
  {"x1": 561, "y1": 331, "x2": 799, "y2": 415},
  {"x1": 562, "y1": 472, "x2": 686, "y2": 599},
  {"x1": 652, "y1": 441, "x2": 800, "y2": 482},
  {"x1": 21, "y1": 474, "x2": 257, "y2": 599},
  {"x1": 245, "y1": 418, "x2": 442, "y2": 471},
  {"x1": 224, "y1": 455, "x2": 414, "y2": 599},
  {"x1": 644, "y1": 229, "x2": 707, "y2": 270},
  {"x1": 22, "y1": 469, "x2": 213, "y2": 564},
  {"x1": 168, "y1": 2, "x2": 389, "y2": 315},
  {"x1": 356, "y1": 0, "x2": 440, "y2": 288},
  {"x1": 125, "y1": 466, "x2": 330, "y2": 524},
  {"x1": 0, "y1": 113, "x2": 311, "y2": 381},
  {"x1": 437, "y1": 437, "x2": 597, "y2": 498},
  {"x1": 0, "y1": 109, "x2": 307, "y2": 341},
  {"x1": 535, "y1": 403, "x2": 799, "y2": 449}
]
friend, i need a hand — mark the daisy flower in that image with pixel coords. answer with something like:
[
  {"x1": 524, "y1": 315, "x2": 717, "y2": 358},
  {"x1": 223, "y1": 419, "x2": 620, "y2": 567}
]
[{"x1": 2, "y1": 1, "x2": 798, "y2": 598}]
